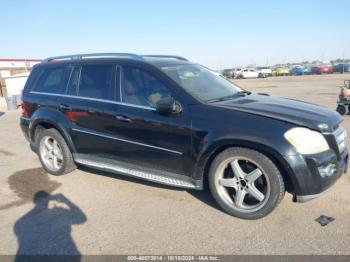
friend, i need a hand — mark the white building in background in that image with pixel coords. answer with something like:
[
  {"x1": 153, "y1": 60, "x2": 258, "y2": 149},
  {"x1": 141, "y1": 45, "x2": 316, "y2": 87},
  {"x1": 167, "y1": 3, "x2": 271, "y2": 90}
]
[
  {"x1": 0, "y1": 58, "x2": 41, "y2": 109},
  {"x1": 4, "y1": 72, "x2": 30, "y2": 97},
  {"x1": 0, "y1": 58, "x2": 41, "y2": 69},
  {"x1": 0, "y1": 58, "x2": 41, "y2": 79}
]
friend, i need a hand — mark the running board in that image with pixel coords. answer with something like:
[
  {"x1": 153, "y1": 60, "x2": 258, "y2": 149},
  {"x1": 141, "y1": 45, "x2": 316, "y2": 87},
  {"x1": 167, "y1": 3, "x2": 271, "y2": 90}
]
[{"x1": 73, "y1": 154, "x2": 200, "y2": 189}]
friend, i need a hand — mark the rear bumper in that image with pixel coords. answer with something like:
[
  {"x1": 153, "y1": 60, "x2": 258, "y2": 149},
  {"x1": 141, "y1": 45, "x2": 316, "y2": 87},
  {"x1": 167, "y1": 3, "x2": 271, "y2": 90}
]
[
  {"x1": 285, "y1": 149, "x2": 348, "y2": 202},
  {"x1": 20, "y1": 116, "x2": 38, "y2": 153},
  {"x1": 20, "y1": 116, "x2": 31, "y2": 142}
]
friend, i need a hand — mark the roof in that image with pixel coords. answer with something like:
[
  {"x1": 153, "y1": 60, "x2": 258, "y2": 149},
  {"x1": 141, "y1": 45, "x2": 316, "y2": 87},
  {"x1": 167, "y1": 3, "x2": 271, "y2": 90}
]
[
  {"x1": 143, "y1": 57, "x2": 192, "y2": 67},
  {"x1": 40, "y1": 53, "x2": 192, "y2": 67}
]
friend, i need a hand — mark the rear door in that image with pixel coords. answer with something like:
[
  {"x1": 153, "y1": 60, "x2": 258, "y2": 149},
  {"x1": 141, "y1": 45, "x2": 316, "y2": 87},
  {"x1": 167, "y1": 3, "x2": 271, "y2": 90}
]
[
  {"x1": 61, "y1": 63, "x2": 121, "y2": 157},
  {"x1": 242, "y1": 69, "x2": 249, "y2": 78},
  {"x1": 249, "y1": 69, "x2": 258, "y2": 78}
]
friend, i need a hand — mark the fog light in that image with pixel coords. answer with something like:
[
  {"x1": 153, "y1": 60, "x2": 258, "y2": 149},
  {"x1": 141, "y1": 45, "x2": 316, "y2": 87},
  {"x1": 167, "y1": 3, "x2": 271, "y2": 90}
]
[{"x1": 318, "y1": 163, "x2": 336, "y2": 177}]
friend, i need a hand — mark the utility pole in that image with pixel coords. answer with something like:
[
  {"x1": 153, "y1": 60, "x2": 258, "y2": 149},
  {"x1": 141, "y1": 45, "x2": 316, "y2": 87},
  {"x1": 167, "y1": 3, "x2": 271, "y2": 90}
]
[{"x1": 342, "y1": 50, "x2": 345, "y2": 74}]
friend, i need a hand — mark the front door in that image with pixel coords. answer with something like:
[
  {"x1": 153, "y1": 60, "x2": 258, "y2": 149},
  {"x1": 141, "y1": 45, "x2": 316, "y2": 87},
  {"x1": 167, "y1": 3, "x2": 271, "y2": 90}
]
[{"x1": 111, "y1": 65, "x2": 192, "y2": 176}]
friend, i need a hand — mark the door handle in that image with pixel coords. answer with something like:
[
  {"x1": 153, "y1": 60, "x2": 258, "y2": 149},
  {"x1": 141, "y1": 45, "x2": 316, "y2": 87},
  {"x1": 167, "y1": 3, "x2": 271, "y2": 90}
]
[
  {"x1": 115, "y1": 115, "x2": 131, "y2": 123},
  {"x1": 59, "y1": 104, "x2": 72, "y2": 111}
]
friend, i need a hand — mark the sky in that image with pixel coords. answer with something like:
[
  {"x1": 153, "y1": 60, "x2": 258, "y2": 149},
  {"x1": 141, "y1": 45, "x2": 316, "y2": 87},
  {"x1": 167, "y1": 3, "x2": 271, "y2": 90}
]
[{"x1": 1, "y1": 0, "x2": 350, "y2": 69}]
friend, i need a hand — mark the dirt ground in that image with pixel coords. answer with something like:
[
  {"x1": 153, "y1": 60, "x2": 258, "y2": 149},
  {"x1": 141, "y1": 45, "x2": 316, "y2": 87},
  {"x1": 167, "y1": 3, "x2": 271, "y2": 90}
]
[{"x1": 0, "y1": 73, "x2": 350, "y2": 255}]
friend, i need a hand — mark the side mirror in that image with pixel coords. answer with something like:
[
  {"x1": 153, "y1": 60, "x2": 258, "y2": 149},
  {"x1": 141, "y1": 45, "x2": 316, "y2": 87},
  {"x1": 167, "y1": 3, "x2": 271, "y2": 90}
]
[{"x1": 155, "y1": 97, "x2": 182, "y2": 115}]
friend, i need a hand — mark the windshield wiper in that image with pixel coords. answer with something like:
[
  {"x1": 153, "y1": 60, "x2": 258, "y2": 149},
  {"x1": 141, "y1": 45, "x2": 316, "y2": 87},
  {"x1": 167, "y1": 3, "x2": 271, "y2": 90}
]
[
  {"x1": 206, "y1": 95, "x2": 235, "y2": 103},
  {"x1": 235, "y1": 90, "x2": 252, "y2": 96},
  {"x1": 207, "y1": 91, "x2": 251, "y2": 103}
]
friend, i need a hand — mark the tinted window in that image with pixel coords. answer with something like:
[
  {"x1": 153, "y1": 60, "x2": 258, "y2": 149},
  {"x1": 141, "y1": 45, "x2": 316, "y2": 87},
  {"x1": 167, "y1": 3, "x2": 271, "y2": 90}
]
[
  {"x1": 67, "y1": 67, "x2": 80, "y2": 96},
  {"x1": 122, "y1": 67, "x2": 171, "y2": 107},
  {"x1": 78, "y1": 65, "x2": 114, "y2": 100},
  {"x1": 32, "y1": 67, "x2": 70, "y2": 94}
]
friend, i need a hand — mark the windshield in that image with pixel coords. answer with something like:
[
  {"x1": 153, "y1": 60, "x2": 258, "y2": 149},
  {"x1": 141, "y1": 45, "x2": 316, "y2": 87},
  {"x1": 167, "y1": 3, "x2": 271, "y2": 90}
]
[{"x1": 160, "y1": 64, "x2": 242, "y2": 102}]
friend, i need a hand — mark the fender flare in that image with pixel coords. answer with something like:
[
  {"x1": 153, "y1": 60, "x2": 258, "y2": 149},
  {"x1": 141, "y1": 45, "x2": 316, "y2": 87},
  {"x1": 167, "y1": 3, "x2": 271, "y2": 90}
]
[
  {"x1": 29, "y1": 108, "x2": 76, "y2": 153},
  {"x1": 193, "y1": 139, "x2": 298, "y2": 192}
]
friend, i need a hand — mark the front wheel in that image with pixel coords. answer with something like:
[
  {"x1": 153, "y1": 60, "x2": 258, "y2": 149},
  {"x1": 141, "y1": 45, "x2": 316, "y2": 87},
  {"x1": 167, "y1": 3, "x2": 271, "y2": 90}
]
[{"x1": 209, "y1": 147, "x2": 285, "y2": 219}]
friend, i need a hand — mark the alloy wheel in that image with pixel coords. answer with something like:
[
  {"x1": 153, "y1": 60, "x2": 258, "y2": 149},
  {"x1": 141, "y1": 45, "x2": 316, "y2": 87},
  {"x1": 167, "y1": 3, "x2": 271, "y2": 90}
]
[
  {"x1": 214, "y1": 157, "x2": 270, "y2": 213},
  {"x1": 39, "y1": 136, "x2": 64, "y2": 172}
]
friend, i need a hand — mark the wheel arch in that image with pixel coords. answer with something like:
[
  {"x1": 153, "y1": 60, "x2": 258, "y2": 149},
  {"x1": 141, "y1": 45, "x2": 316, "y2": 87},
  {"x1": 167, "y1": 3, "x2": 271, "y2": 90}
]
[
  {"x1": 196, "y1": 139, "x2": 297, "y2": 193},
  {"x1": 29, "y1": 108, "x2": 76, "y2": 153}
]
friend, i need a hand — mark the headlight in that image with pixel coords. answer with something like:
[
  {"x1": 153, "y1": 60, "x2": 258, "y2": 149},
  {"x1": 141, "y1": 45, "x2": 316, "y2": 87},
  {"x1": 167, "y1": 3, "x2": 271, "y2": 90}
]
[{"x1": 284, "y1": 127, "x2": 329, "y2": 154}]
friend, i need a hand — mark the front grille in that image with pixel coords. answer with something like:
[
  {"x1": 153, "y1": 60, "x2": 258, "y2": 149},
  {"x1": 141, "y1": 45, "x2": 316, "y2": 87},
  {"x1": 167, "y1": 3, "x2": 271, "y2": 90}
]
[{"x1": 333, "y1": 127, "x2": 347, "y2": 154}]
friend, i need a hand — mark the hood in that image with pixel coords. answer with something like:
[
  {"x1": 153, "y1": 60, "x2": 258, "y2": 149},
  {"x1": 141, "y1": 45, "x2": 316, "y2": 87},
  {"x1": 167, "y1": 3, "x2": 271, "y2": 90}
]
[{"x1": 213, "y1": 93, "x2": 342, "y2": 132}]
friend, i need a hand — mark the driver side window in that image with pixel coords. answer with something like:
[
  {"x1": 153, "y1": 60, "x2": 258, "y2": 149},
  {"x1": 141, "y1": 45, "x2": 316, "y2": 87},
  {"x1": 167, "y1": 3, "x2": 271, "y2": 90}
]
[{"x1": 121, "y1": 66, "x2": 171, "y2": 108}]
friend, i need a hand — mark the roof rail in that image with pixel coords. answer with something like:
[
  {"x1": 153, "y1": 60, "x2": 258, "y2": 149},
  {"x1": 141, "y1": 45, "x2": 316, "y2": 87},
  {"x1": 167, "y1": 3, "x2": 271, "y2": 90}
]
[
  {"x1": 142, "y1": 55, "x2": 188, "y2": 61},
  {"x1": 43, "y1": 53, "x2": 144, "y2": 63}
]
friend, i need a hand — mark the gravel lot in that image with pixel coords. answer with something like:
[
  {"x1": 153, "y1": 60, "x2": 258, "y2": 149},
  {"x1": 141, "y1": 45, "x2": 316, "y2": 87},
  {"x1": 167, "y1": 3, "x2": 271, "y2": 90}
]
[{"x1": 0, "y1": 74, "x2": 350, "y2": 255}]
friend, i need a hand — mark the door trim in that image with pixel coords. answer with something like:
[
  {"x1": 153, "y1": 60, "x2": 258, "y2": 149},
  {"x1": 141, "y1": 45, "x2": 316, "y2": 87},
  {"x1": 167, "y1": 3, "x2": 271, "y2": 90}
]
[
  {"x1": 30, "y1": 91, "x2": 156, "y2": 111},
  {"x1": 72, "y1": 127, "x2": 183, "y2": 155}
]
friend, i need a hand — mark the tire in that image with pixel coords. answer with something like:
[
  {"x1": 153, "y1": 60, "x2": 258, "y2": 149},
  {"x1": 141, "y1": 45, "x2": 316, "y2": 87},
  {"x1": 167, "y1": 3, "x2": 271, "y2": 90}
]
[
  {"x1": 37, "y1": 128, "x2": 76, "y2": 175},
  {"x1": 208, "y1": 147, "x2": 285, "y2": 219},
  {"x1": 336, "y1": 105, "x2": 346, "y2": 115}
]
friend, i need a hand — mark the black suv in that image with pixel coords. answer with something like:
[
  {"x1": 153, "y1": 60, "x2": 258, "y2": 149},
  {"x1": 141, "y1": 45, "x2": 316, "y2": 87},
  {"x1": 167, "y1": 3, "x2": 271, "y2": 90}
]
[{"x1": 20, "y1": 53, "x2": 348, "y2": 219}]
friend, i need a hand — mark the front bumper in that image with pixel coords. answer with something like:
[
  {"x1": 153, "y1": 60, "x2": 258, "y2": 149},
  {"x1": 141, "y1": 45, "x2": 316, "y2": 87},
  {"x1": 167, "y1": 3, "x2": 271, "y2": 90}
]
[{"x1": 285, "y1": 148, "x2": 348, "y2": 202}]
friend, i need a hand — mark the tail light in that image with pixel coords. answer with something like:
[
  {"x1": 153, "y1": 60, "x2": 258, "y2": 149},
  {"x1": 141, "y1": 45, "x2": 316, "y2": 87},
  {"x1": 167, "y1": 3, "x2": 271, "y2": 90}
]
[{"x1": 21, "y1": 102, "x2": 29, "y2": 117}]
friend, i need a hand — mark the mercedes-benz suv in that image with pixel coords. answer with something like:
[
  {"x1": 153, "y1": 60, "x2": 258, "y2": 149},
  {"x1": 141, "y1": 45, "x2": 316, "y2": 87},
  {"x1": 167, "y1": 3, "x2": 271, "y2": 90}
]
[{"x1": 20, "y1": 53, "x2": 348, "y2": 219}]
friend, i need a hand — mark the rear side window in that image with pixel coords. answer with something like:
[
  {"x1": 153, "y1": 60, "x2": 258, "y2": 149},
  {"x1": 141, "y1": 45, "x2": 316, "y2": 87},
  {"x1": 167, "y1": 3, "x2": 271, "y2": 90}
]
[
  {"x1": 32, "y1": 66, "x2": 70, "y2": 94},
  {"x1": 78, "y1": 65, "x2": 114, "y2": 100}
]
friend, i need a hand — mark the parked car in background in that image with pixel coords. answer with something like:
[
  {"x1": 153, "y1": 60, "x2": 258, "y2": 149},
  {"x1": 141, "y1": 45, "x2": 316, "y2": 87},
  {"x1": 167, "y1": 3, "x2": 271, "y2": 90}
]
[
  {"x1": 222, "y1": 69, "x2": 235, "y2": 78},
  {"x1": 290, "y1": 66, "x2": 312, "y2": 76},
  {"x1": 256, "y1": 67, "x2": 272, "y2": 78},
  {"x1": 272, "y1": 67, "x2": 290, "y2": 76},
  {"x1": 230, "y1": 68, "x2": 242, "y2": 79},
  {"x1": 334, "y1": 64, "x2": 350, "y2": 74},
  {"x1": 311, "y1": 65, "x2": 334, "y2": 74},
  {"x1": 236, "y1": 68, "x2": 260, "y2": 79}
]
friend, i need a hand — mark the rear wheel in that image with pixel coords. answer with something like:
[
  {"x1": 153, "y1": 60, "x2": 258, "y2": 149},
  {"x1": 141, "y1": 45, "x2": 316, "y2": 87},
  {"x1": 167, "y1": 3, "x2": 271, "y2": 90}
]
[
  {"x1": 336, "y1": 105, "x2": 346, "y2": 115},
  {"x1": 209, "y1": 147, "x2": 285, "y2": 219},
  {"x1": 37, "y1": 128, "x2": 76, "y2": 175}
]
